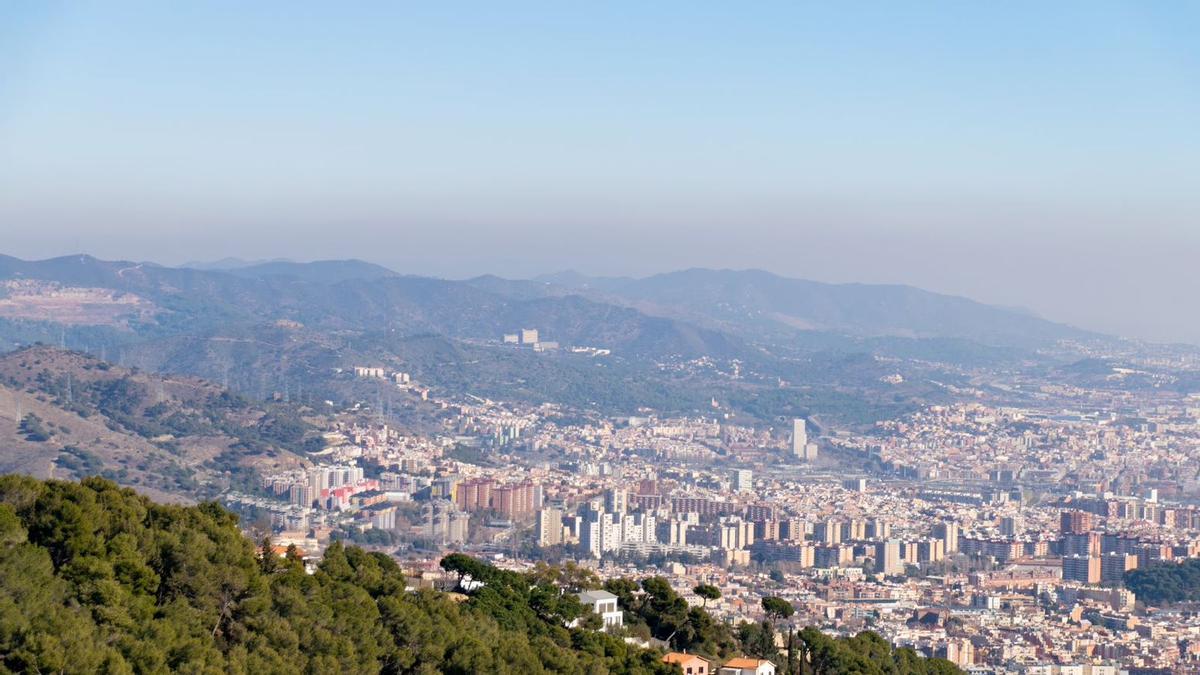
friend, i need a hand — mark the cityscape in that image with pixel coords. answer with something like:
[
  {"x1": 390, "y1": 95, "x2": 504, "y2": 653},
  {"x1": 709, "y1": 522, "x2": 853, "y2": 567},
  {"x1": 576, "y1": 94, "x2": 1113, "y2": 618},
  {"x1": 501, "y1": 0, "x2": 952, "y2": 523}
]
[
  {"x1": 213, "y1": 326, "x2": 1200, "y2": 673},
  {"x1": 3, "y1": 3, "x2": 1200, "y2": 674}
]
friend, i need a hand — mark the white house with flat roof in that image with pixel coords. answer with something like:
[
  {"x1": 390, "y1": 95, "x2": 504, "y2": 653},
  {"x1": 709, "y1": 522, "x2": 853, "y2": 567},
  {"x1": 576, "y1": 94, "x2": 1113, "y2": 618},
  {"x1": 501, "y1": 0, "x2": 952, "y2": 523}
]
[{"x1": 577, "y1": 589, "x2": 623, "y2": 629}]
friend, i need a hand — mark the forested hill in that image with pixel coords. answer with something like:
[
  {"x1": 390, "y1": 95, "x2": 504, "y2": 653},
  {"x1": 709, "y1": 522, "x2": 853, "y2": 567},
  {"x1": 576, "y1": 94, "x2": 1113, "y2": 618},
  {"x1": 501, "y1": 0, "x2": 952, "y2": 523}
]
[{"x1": 0, "y1": 475, "x2": 963, "y2": 674}]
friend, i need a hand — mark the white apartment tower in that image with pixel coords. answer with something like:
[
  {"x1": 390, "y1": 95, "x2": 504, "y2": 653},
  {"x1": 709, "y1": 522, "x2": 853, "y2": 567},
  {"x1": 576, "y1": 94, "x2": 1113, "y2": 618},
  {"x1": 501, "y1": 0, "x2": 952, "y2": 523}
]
[
  {"x1": 537, "y1": 507, "x2": 564, "y2": 547},
  {"x1": 793, "y1": 418, "x2": 818, "y2": 461}
]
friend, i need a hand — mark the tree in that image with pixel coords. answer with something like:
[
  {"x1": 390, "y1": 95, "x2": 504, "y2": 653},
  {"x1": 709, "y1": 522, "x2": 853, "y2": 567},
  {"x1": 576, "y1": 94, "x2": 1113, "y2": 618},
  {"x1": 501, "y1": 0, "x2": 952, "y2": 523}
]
[
  {"x1": 762, "y1": 597, "x2": 795, "y2": 673},
  {"x1": 694, "y1": 583, "x2": 721, "y2": 608},
  {"x1": 0, "y1": 476, "x2": 958, "y2": 675},
  {"x1": 440, "y1": 552, "x2": 488, "y2": 590},
  {"x1": 259, "y1": 534, "x2": 278, "y2": 574},
  {"x1": 762, "y1": 595, "x2": 794, "y2": 622}
]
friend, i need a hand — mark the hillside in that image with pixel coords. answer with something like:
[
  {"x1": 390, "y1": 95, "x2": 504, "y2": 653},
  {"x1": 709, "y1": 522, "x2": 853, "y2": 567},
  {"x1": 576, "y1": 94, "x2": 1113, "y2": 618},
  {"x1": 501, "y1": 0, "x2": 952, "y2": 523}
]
[
  {"x1": 0, "y1": 346, "x2": 317, "y2": 501},
  {"x1": 0, "y1": 475, "x2": 963, "y2": 674},
  {"x1": 0, "y1": 254, "x2": 743, "y2": 361},
  {"x1": 536, "y1": 268, "x2": 1099, "y2": 349},
  {"x1": 0, "y1": 254, "x2": 1061, "y2": 424}
]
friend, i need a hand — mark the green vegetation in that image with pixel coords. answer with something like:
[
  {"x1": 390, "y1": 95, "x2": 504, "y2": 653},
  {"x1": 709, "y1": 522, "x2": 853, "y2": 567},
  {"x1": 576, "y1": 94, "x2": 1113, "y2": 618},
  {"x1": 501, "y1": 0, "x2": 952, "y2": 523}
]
[
  {"x1": 0, "y1": 476, "x2": 668, "y2": 673},
  {"x1": 796, "y1": 628, "x2": 963, "y2": 675},
  {"x1": 693, "y1": 583, "x2": 720, "y2": 608},
  {"x1": 17, "y1": 357, "x2": 321, "y2": 460},
  {"x1": 18, "y1": 413, "x2": 50, "y2": 442},
  {"x1": 1125, "y1": 558, "x2": 1200, "y2": 605},
  {"x1": 0, "y1": 475, "x2": 962, "y2": 674},
  {"x1": 55, "y1": 445, "x2": 106, "y2": 477},
  {"x1": 604, "y1": 576, "x2": 738, "y2": 658},
  {"x1": 734, "y1": 622, "x2": 962, "y2": 675},
  {"x1": 602, "y1": 576, "x2": 959, "y2": 675},
  {"x1": 761, "y1": 595, "x2": 794, "y2": 622}
]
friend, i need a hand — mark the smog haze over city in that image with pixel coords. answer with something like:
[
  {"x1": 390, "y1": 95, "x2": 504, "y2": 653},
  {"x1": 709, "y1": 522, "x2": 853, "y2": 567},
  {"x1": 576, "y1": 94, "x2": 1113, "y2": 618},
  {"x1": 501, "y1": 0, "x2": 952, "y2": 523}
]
[
  {"x1": 4, "y1": 3, "x2": 1200, "y2": 343},
  {"x1": 3, "y1": 4, "x2": 1200, "y2": 674}
]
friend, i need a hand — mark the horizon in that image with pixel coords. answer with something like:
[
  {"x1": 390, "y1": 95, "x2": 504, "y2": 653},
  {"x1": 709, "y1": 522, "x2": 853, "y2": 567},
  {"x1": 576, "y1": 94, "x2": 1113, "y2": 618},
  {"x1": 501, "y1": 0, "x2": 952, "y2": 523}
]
[
  {"x1": 0, "y1": 249, "x2": 1135, "y2": 343},
  {"x1": 3, "y1": 3, "x2": 1199, "y2": 342},
  {"x1": 6, "y1": 6, "x2": 1200, "y2": 670}
]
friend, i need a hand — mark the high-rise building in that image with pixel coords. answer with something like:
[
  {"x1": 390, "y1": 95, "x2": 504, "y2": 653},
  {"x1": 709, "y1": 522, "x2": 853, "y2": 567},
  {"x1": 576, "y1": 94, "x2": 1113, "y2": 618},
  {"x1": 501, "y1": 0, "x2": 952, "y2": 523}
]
[
  {"x1": 868, "y1": 518, "x2": 891, "y2": 541},
  {"x1": 754, "y1": 519, "x2": 780, "y2": 541},
  {"x1": 1000, "y1": 516, "x2": 1020, "y2": 537},
  {"x1": 841, "y1": 519, "x2": 866, "y2": 542},
  {"x1": 537, "y1": 507, "x2": 564, "y2": 547},
  {"x1": 792, "y1": 419, "x2": 807, "y2": 452},
  {"x1": 814, "y1": 519, "x2": 842, "y2": 545},
  {"x1": 605, "y1": 488, "x2": 628, "y2": 515},
  {"x1": 658, "y1": 517, "x2": 690, "y2": 546},
  {"x1": 933, "y1": 521, "x2": 959, "y2": 554},
  {"x1": 1062, "y1": 531, "x2": 1102, "y2": 557},
  {"x1": 814, "y1": 544, "x2": 853, "y2": 569},
  {"x1": 917, "y1": 539, "x2": 945, "y2": 562},
  {"x1": 520, "y1": 328, "x2": 539, "y2": 345},
  {"x1": 1100, "y1": 553, "x2": 1137, "y2": 585},
  {"x1": 779, "y1": 519, "x2": 808, "y2": 542},
  {"x1": 842, "y1": 478, "x2": 867, "y2": 492},
  {"x1": 732, "y1": 469, "x2": 753, "y2": 492},
  {"x1": 490, "y1": 482, "x2": 537, "y2": 519},
  {"x1": 579, "y1": 511, "x2": 608, "y2": 559},
  {"x1": 792, "y1": 419, "x2": 818, "y2": 461},
  {"x1": 876, "y1": 540, "x2": 904, "y2": 575},
  {"x1": 1062, "y1": 555, "x2": 1101, "y2": 584},
  {"x1": 456, "y1": 478, "x2": 494, "y2": 512},
  {"x1": 719, "y1": 516, "x2": 754, "y2": 550},
  {"x1": 1060, "y1": 510, "x2": 1094, "y2": 535},
  {"x1": 447, "y1": 510, "x2": 470, "y2": 545}
]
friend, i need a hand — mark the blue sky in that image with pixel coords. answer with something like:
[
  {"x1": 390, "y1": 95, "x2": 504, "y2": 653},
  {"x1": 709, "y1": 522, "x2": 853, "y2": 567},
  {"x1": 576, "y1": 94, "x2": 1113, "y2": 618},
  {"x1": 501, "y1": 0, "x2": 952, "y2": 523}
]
[{"x1": 1, "y1": 2, "x2": 1199, "y2": 342}]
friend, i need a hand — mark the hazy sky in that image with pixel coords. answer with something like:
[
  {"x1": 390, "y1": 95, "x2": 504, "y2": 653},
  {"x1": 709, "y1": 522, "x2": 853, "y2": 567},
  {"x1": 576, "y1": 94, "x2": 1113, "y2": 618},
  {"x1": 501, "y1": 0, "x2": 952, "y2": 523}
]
[{"x1": 2, "y1": 3, "x2": 1199, "y2": 343}]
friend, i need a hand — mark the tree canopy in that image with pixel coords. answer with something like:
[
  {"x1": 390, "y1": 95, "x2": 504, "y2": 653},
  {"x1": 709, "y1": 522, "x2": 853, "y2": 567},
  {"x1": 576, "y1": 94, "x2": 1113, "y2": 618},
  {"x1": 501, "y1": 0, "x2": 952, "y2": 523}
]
[
  {"x1": 0, "y1": 475, "x2": 963, "y2": 675},
  {"x1": 1125, "y1": 557, "x2": 1200, "y2": 605},
  {"x1": 0, "y1": 476, "x2": 672, "y2": 674}
]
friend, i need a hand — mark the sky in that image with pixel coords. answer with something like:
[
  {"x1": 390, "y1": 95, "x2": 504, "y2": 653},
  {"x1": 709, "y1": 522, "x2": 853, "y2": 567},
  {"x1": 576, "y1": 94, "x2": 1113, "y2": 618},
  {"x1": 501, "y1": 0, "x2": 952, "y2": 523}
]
[{"x1": 1, "y1": 2, "x2": 1199, "y2": 343}]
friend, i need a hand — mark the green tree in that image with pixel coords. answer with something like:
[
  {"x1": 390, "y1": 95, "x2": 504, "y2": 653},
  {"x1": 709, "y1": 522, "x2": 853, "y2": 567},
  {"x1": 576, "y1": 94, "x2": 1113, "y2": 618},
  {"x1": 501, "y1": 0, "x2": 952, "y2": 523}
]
[{"x1": 694, "y1": 583, "x2": 721, "y2": 608}]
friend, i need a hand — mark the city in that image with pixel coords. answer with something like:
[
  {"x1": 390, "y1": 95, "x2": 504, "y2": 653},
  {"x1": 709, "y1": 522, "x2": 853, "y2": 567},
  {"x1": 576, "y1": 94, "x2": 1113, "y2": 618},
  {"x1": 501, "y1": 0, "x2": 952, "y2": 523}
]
[
  {"x1": 3, "y1": 3, "x2": 1199, "y2": 673},
  {"x1": 228, "y1": 333, "x2": 1200, "y2": 673}
]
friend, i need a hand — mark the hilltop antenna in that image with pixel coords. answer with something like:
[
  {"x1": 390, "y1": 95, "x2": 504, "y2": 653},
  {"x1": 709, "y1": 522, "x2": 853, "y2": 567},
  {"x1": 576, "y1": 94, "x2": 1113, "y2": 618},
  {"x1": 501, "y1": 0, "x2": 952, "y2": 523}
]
[{"x1": 59, "y1": 328, "x2": 66, "y2": 350}]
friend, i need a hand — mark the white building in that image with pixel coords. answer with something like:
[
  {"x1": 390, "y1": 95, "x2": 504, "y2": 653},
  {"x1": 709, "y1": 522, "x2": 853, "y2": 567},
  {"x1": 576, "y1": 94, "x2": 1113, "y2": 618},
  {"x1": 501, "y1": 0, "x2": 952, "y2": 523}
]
[
  {"x1": 792, "y1": 419, "x2": 818, "y2": 461},
  {"x1": 578, "y1": 590, "x2": 623, "y2": 629},
  {"x1": 720, "y1": 658, "x2": 776, "y2": 675}
]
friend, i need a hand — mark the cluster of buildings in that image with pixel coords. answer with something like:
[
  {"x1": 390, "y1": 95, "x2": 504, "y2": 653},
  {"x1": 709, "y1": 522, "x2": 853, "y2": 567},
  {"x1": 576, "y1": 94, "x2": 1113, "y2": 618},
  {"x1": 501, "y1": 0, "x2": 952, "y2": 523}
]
[
  {"x1": 501, "y1": 327, "x2": 559, "y2": 352},
  {"x1": 456, "y1": 478, "x2": 542, "y2": 519},
  {"x1": 230, "y1": 344, "x2": 1200, "y2": 672}
]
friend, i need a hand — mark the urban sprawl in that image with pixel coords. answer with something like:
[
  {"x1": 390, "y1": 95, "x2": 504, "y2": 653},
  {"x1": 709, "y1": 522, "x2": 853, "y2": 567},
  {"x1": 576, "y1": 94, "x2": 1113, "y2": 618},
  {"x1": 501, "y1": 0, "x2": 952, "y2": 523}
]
[{"x1": 230, "y1": 330, "x2": 1200, "y2": 674}]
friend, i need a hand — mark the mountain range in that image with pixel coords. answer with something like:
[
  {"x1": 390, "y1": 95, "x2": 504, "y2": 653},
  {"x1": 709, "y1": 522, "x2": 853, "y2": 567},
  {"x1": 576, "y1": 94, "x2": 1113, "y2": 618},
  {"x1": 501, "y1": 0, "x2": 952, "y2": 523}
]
[
  {"x1": 0, "y1": 253, "x2": 1100, "y2": 349},
  {"x1": 525, "y1": 268, "x2": 1097, "y2": 350},
  {"x1": 0, "y1": 253, "x2": 1118, "y2": 423}
]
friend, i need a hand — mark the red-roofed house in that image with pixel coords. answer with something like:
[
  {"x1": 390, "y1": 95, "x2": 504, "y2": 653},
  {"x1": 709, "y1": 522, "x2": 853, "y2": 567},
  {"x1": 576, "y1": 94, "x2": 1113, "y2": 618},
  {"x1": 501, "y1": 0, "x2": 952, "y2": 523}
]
[
  {"x1": 662, "y1": 652, "x2": 711, "y2": 675},
  {"x1": 719, "y1": 658, "x2": 775, "y2": 675}
]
